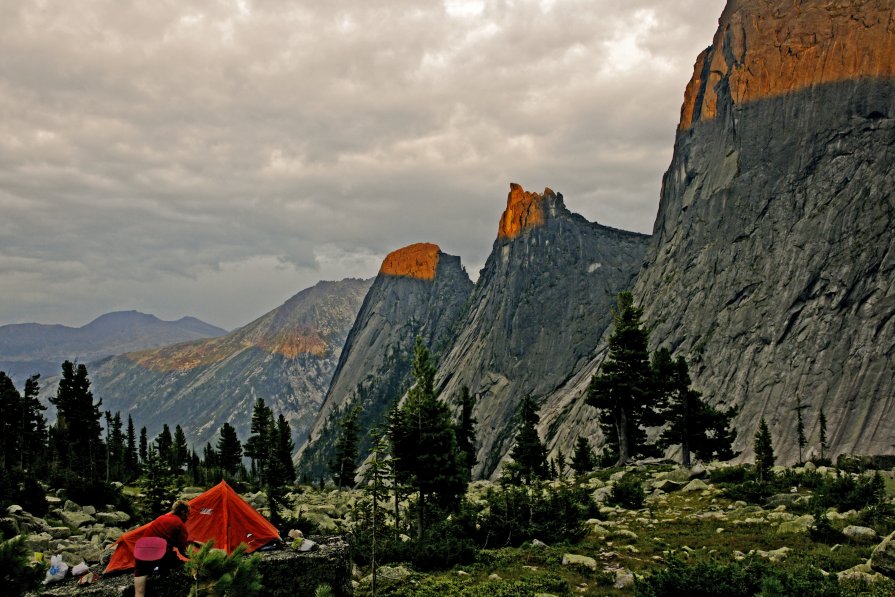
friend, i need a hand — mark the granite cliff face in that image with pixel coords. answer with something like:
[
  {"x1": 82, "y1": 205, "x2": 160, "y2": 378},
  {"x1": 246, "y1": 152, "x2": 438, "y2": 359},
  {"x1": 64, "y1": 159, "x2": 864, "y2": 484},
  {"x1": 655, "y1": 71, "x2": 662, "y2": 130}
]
[
  {"x1": 84, "y1": 279, "x2": 371, "y2": 448},
  {"x1": 614, "y1": 0, "x2": 895, "y2": 463},
  {"x1": 435, "y1": 184, "x2": 649, "y2": 479},
  {"x1": 297, "y1": 244, "x2": 473, "y2": 479}
]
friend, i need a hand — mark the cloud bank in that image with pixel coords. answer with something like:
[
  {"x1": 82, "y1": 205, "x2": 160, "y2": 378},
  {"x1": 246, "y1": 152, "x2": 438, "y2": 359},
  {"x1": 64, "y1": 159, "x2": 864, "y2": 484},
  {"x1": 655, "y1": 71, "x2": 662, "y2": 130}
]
[{"x1": 0, "y1": 0, "x2": 722, "y2": 329}]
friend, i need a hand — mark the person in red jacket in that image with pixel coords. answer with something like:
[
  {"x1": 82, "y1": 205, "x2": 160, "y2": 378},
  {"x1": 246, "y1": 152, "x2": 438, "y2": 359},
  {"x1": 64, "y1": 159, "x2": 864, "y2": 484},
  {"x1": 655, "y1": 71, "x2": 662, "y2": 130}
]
[{"x1": 134, "y1": 500, "x2": 191, "y2": 597}]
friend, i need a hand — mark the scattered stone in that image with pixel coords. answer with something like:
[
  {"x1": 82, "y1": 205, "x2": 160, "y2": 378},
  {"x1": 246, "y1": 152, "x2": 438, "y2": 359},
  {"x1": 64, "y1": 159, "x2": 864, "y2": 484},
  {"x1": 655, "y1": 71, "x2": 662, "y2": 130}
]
[
  {"x1": 378, "y1": 565, "x2": 413, "y2": 581},
  {"x1": 843, "y1": 525, "x2": 878, "y2": 544},
  {"x1": 871, "y1": 530, "x2": 895, "y2": 578},
  {"x1": 654, "y1": 479, "x2": 684, "y2": 493},
  {"x1": 63, "y1": 500, "x2": 80, "y2": 512},
  {"x1": 531, "y1": 539, "x2": 548, "y2": 549},
  {"x1": 614, "y1": 569, "x2": 635, "y2": 589},
  {"x1": 681, "y1": 479, "x2": 709, "y2": 492},
  {"x1": 488, "y1": 573, "x2": 502, "y2": 580},
  {"x1": 58, "y1": 510, "x2": 96, "y2": 530},
  {"x1": 457, "y1": 570, "x2": 469, "y2": 577},
  {"x1": 562, "y1": 554, "x2": 598, "y2": 570},
  {"x1": 614, "y1": 529, "x2": 638, "y2": 541},
  {"x1": 776, "y1": 515, "x2": 814, "y2": 535},
  {"x1": 689, "y1": 464, "x2": 707, "y2": 479},
  {"x1": 803, "y1": 461, "x2": 817, "y2": 472}
]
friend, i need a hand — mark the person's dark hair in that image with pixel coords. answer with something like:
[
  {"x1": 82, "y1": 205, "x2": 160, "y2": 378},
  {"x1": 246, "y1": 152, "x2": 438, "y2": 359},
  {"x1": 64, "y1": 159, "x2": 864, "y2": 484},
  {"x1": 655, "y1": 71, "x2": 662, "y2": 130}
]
[{"x1": 171, "y1": 500, "x2": 190, "y2": 517}]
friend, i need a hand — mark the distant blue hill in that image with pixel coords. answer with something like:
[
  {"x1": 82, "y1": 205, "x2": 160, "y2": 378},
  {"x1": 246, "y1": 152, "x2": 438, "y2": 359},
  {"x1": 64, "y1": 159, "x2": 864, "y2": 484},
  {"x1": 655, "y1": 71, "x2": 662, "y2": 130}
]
[{"x1": 0, "y1": 310, "x2": 227, "y2": 386}]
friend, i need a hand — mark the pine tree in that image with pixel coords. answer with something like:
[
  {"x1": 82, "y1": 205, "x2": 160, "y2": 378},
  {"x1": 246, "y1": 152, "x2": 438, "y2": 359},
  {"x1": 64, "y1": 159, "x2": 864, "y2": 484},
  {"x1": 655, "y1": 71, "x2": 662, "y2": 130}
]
[
  {"x1": 818, "y1": 410, "x2": 828, "y2": 462},
  {"x1": 506, "y1": 395, "x2": 548, "y2": 485},
  {"x1": 20, "y1": 374, "x2": 47, "y2": 473},
  {"x1": 754, "y1": 418, "x2": 775, "y2": 483},
  {"x1": 0, "y1": 372, "x2": 21, "y2": 471},
  {"x1": 155, "y1": 424, "x2": 174, "y2": 472},
  {"x1": 587, "y1": 292, "x2": 657, "y2": 465},
  {"x1": 361, "y1": 433, "x2": 393, "y2": 596},
  {"x1": 139, "y1": 426, "x2": 148, "y2": 465},
  {"x1": 267, "y1": 414, "x2": 296, "y2": 525},
  {"x1": 244, "y1": 398, "x2": 274, "y2": 486},
  {"x1": 139, "y1": 446, "x2": 176, "y2": 520},
  {"x1": 49, "y1": 362, "x2": 104, "y2": 480},
  {"x1": 126, "y1": 416, "x2": 138, "y2": 479},
  {"x1": 217, "y1": 423, "x2": 242, "y2": 476},
  {"x1": 388, "y1": 337, "x2": 466, "y2": 539},
  {"x1": 654, "y1": 351, "x2": 738, "y2": 466},
  {"x1": 556, "y1": 449, "x2": 567, "y2": 479},
  {"x1": 455, "y1": 387, "x2": 477, "y2": 483},
  {"x1": 794, "y1": 399, "x2": 808, "y2": 464},
  {"x1": 330, "y1": 406, "x2": 361, "y2": 490},
  {"x1": 571, "y1": 436, "x2": 596, "y2": 475},
  {"x1": 173, "y1": 425, "x2": 189, "y2": 473}
]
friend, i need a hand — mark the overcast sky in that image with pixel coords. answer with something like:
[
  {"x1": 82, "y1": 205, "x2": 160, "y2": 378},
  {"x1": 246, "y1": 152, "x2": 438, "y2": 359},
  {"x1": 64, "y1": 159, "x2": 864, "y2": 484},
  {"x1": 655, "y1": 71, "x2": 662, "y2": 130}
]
[{"x1": 1, "y1": 0, "x2": 723, "y2": 330}]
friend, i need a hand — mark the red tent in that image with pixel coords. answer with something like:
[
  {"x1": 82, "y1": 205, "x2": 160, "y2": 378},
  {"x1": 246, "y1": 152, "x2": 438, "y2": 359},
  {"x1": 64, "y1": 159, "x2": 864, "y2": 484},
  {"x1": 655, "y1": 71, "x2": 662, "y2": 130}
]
[{"x1": 104, "y1": 481, "x2": 281, "y2": 574}]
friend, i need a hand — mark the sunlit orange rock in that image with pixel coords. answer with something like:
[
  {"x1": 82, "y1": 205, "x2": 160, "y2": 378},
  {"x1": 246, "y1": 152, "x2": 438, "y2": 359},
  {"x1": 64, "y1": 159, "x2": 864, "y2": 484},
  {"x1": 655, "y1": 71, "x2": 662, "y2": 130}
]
[
  {"x1": 379, "y1": 242, "x2": 441, "y2": 280},
  {"x1": 680, "y1": 0, "x2": 895, "y2": 130},
  {"x1": 497, "y1": 183, "x2": 555, "y2": 240},
  {"x1": 128, "y1": 330, "x2": 328, "y2": 372}
]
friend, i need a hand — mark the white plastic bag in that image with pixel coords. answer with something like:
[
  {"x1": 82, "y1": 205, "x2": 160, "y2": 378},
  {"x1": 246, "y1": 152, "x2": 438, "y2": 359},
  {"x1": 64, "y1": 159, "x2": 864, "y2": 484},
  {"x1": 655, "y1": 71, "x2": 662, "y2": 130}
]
[
  {"x1": 42, "y1": 554, "x2": 68, "y2": 585},
  {"x1": 71, "y1": 561, "x2": 90, "y2": 576}
]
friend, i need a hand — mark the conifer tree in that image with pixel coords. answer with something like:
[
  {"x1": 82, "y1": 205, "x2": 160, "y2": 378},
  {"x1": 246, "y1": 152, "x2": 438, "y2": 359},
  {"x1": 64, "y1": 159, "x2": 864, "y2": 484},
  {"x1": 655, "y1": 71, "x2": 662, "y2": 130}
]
[
  {"x1": 571, "y1": 436, "x2": 596, "y2": 475},
  {"x1": 155, "y1": 424, "x2": 174, "y2": 472},
  {"x1": 818, "y1": 410, "x2": 828, "y2": 462},
  {"x1": 555, "y1": 449, "x2": 567, "y2": 479},
  {"x1": 20, "y1": 374, "x2": 47, "y2": 473},
  {"x1": 173, "y1": 425, "x2": 189, "y2": 473},
  {"x1": 506, "y1": 395, "x2": 548, "y2": 484},
  {"x1": 217, "y1": 423, "x2": 242, "y2": 476},
  {"x1": 794, "y1": 399, "x2": 808, "y2": 464},
  {"x1": 267, "y1": 414, "x2": 296, "y2": 524},
  {"x1": 139, "y1": 446, "x2": 176, "y2": 520},
  {"x1": 455, "y1": 387, "x2": 477, "y2": 482},
  {"x1": 654, "y1": 350, "x2": 738, "y2": 466},
  {"x1": 126, "y1": 416, "x2": 138, "y2": 479},
  {"x1": 49, "y1": 362, "x2": 104, "y2": 479},
  {"x1": 139, "y1": 426, "x2": 148, "y2": 465},
  {"x1": 330, "y1": 406, "x2": 360, "y2": 490},
  {"x1": 587, "y1": 292, "x2": 657, "y2": 465},
  {"x1": 388, "y1": 337, "x2": 466, "y2": 539},
  {"x1": 244, "y1": 398, "x2": 274, "y2": 486},
  {"x1": 754, "y1": 418, "x2": 775, "y2": 483}
]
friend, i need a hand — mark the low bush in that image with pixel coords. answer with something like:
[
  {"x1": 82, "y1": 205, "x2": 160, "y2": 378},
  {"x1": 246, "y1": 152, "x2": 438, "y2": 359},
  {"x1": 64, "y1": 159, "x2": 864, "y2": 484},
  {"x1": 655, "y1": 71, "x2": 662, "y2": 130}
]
[
  {"x1": 635, "y1": 555, "x2": 843, "y2": 597},
  {"x1": 609, "y1": 474, "x2": 645, "y2": 510},
  {"x1": 0, "y1": 534, "x2": 43, "y2": 595}
]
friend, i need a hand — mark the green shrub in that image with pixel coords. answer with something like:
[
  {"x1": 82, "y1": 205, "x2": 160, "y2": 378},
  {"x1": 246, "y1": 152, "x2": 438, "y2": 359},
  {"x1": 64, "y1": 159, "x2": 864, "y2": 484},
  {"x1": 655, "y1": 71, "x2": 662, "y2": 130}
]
[
  {"x1": 609, "y1": 475, "x2": 644, "y2": 509},
  {"x1": 0, "y1": 534, "x2": 43, "y2": 595},
  {"x1": 478, "y1": 483, "x2": 598, "y2": 548},
  {"x1": 185, "y1": 541, "x2": 262, "y2": 596},
  {"x1": 636, "y1": 556, "x2": 842, "y2": 597}
]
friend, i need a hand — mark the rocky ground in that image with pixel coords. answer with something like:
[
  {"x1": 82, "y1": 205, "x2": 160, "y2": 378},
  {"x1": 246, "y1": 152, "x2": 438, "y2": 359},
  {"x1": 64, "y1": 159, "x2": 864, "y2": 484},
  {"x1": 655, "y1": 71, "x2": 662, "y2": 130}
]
[{"x1": 5, "y1": 462, "x2": 895, "y2": 595}]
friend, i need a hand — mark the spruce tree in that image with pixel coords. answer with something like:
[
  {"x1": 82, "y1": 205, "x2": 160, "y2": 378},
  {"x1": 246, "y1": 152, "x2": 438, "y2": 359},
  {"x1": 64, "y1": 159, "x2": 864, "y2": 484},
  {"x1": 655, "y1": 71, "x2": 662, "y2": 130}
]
[
  {"x1": 754, "y1": 418, "x2": 775, "y2": 483},
  {"x1": 173, "y1": 425, "x2": 189, "y2": 473},
  {"x1": 571, "y1": 436, "x2": 596, "y2": 475},
  {"x1": 155, "y1": 424, "x2": 174, "y2": 472},
  {"x1": 267, "y1": 414, "x2": 296, "y2": 524},
  {"x1": 139, "y1": 426, "x2": 148, "y2": 465},
  {"x1": 49, "y1": 362, "x2": 104, "y2": 480},
  {"x1": 20, "y1": 374, "x2": 47, "y2": 473},
  {"x1": 217, "y1": 423, "x2": 242, "y2": 476},
  {"x1": 388, "y1": 338, "x2": 466, "y2": 539},
  {"x1": 126, "y1": 416, "x2": 138, "y2": 479},
  {"x1": 794, "y1": 400, "x2": 808, "y2": 464},
  {"x1": 818, "y1": 410, "x2": 828, "y2": 462},
  {"x1": 0, "y1": 372, "x2": 20, "y2": 471},
  {"x1": 506, "y1": 395, "x2": 548, "y2": 484},
  {"x1": 587, "y1": 292, "x2": 656, "y2": 465},
  {"x1": 655, "y1": 350, "x2": 737, "y2": 466},
  {"x1": 455, "y1": 386, "x2": 477, "y2": 482},
  {"x1": 244, "y1": 398, "x2": 274, "y2": 486},
  {"x1": 330, "y1": 406, "x2": 360, "y2": 490}
]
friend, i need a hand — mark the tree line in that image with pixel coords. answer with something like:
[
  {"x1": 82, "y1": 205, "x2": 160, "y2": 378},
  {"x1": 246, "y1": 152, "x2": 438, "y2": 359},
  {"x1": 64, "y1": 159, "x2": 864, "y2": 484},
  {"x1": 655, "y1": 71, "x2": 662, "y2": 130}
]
[{"x1": 0, "y1": 361, "x2": 298, "y2": 524}]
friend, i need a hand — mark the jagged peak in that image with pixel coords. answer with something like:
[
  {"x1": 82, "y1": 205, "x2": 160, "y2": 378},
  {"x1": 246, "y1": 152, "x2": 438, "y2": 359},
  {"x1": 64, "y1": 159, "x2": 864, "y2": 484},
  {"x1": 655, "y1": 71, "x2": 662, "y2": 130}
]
[
  {"x1": 497, "y1": 183, "x2": 558, "y2": 240},
  {"x1": 679, "y1": 0, "x2": 895, "y2": 130},
  {"x1": 379, "y1": 242, "x2": 441, "y2": 280}
]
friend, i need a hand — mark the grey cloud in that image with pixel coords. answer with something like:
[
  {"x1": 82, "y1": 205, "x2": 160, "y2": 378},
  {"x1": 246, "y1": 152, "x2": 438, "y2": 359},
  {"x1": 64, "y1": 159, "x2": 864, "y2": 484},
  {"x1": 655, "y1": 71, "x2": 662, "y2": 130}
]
[{"x1": 0, "y1": 0, "x2": 723, "y2": 328}]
